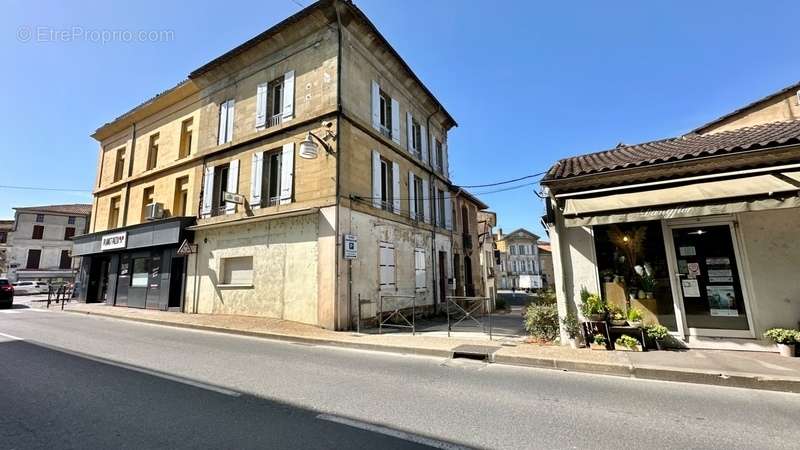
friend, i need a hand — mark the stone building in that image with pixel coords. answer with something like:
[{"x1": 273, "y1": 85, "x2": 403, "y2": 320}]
[
  {"x1": 537, "y1": 242, "x2": 554, "y2": 289},
  {"x1": 476, "y1": 211, "x2": 499, "y2": 302},
  {"x1": 0, "y1": 220, "x2": 12, "y2": 276},
  {"x1": 495, "y1": 228, "x2": 542, "y2": 290},
  {"x1": 73, "y1": 0, "x2": 490, "y2": 328},
  {"x1": 7, "y1": 204, "x2": 91, "y2": 284}
]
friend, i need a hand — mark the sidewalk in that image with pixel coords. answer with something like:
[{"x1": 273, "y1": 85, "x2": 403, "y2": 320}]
[{"x1": 49, "y1": 302, "x2": 800, "y2": 393}]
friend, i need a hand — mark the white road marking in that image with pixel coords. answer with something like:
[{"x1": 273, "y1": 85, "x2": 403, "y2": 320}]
[
  {"x1": 317, "y1": 414, "x2": 470, "y2": 450},
  {"x1": 0, "y1": 331, "x2": 24, "y2": 340},
  {"x1": 0, "y1": 310, "x2": 22, "y2": 314}
]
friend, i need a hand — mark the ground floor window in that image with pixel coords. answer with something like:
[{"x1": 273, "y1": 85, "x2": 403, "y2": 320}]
[
  {"x1": 379, "y1": 242, "x2": 396, "y2": 290},
  {"x1": 593, "y1": 221, "x2": 677, "y2": 331},
  {"x1": 131, "y1": 258, "x2": 150, "y2": 287},
  {"x1": 221, "y1": 256, "x2": 253, "y2": 286}
]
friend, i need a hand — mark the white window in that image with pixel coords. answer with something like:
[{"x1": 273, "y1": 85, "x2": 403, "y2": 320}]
[
  {"x1": 371, "y1": 80, "x2": 400, "y2": 143},
  {"x1": 379, "y1": 242, "x2": 396, "y2": 290},
  {"x1": 414, "y1": 248, "x2": 426, "y2": 291},
  {"x1": 218, "y1": 99, "x2": 235, "y2": 145},
  {"x1": 221, "y1": 256, "x2": 253, "y2": 286}
]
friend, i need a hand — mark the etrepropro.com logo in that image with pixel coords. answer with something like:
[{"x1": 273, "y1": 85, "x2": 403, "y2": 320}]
[{"x1": 17, "y1": 26, "x2": 174, "y2": 44}]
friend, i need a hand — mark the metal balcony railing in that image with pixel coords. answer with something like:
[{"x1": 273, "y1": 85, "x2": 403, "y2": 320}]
[{"x1": 267, "y1": 114, "x2": 282, "y2": 128}]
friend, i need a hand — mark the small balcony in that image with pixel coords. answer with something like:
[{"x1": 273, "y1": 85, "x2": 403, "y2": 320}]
[{"x1": 267, "y1": 114, "x2": 282, "y2": 128}]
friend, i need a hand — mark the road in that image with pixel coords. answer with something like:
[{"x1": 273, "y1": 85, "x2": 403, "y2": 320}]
[{"x1": 1, "y1": 306, "x2": 799, "y2": 449}]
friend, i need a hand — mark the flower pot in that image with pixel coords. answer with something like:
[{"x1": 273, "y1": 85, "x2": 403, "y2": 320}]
[
  {"x1": 610, "y1": 319, "x2": 627, "y2": 326},
  {"x1": 627, "y1": 320, "x2": 642, "y2": 328},
  {"x1": 588, "y1": 313, "x2": 606, "y2": 321},
  {"x1": 777, "y1": 343, "x2": 796, "y2": 357},
  {"x1": 590, "y1": 343, "x2": 607, "y2": 351},
  {"x1": 616, "y1": 344, "x2": 642, "y2": 352},
  {"x1": 637, "y1": 289, "x2": 646, "y2": 299}
]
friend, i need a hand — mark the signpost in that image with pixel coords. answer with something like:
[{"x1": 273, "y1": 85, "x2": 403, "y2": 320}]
[
  {"x1": 222, "y1": 191, "x2": 245, "y2": 205},
  {"x1": 176, "y1": 239, "x2": 197, "y2": 256},
  {"x1": 343, "y1": 234, "x2": 357, "y2": 260}
]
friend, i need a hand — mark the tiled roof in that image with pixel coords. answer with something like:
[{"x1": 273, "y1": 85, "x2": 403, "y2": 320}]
[
  {"x1": 14, "y1": 204, "x2": 92, "y2": 216},
  {"x1": 543, "y1": 119, "x2": 800, "y2": 181},
  {"x1": 537, "y1": 242, "x2": 551, "y2": 253}
]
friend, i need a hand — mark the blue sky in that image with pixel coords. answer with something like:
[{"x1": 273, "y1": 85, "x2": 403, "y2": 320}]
[{"x1": 3, "y1": 0, "x2": 800, "y2": 238}]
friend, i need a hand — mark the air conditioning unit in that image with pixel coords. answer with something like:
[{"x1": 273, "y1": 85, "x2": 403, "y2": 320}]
[{"x1": 145, "y1": 203, "x2": 164, "y2": 221}]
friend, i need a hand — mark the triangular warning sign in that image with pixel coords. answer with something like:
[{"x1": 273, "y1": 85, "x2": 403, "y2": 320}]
[{"x1": 176, "y1": 239, "x2": 195, "y2": 256}]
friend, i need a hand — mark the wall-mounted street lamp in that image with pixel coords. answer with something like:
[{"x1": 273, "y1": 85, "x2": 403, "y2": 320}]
[{"x1": 299, "y1": 121, "x2": 336, "y2": 159}]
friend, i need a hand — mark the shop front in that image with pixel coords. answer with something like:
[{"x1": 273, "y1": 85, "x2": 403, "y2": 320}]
[{"x1": 72, "y1": 217, "x2": 195, "y2": 310}]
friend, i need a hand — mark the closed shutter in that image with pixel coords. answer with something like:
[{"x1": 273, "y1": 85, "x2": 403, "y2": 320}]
[
  {"x1": 251, "y1": 152, "x2": 264, "y2": 208},
  {"x1": 226, "y1": 159, "x2": 239, "y2": 214},
  {"x1": 390, "y1": 98, "x2": 400, "y2": 144},
  {"x1": 280, "y1": 142, "x2": 294, "y2": 204},
  {"x1": 255, "y1": 83, "x2": 268, "y2": 128},
  {"x1": 422, "y1": 178, "x2": 430, "y2": 224},
  {"x1": 282, "y1": 70, "x2": 295, "y2": 121},
  {"x1": 431, "y1": 132, "x2": 438, "y2": 171},
  {"x1": 432, "y1": 186, "x2": 439, "y2": 226},
  {"x1": 415, "y1": 248, "x2": 426, "y2": 291},
  {"x1": 224, "y1": 99, "x2": 236, "y2": 144},
  {"x1": 442, "y1": 138, "x2": 449, "y2": 178},
  {"x1": 371, "y1": 150, "x2": 381, "y2": 209},
  {"x1": 379, "y1": 242, "x2": 396, "y2": 290},
  {"x1": 201, "y1": 166, "x2": 214, "y2": 217},
  {"x1": 371, "y1": 81, "x2": 380, "y2": 130},
  {"x1": 406, "y1": 112, "x2": 413, "y2": 152},
  {"x1": 392, "y1": 161, "x2": 400, "y2": 213},
  {"x1": 444, "y1": 192, "x2": 453, "y2": 230},
  {"x1": 217, "y1": 101, "x2": 228, "y2": 145},
  {"x1": 408, "y1": 172, "x2": 416, "y2": 220},
  {"x1": 420, "y1": 125, "x2": 428, "y2": 163}
]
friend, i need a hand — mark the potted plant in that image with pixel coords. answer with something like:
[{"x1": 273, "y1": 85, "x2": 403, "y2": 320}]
[
  {"x1": 590, "y1": 334, "x2": 607, "y2": 350},
  {"x1": 560, "y1": 312, "x2": 583, "y2": 348},
  {"x1": 614, "y1": 334, "x2": 642, "y2": 352},
  {"x1": 644, "y1": 324, "x2": 669, "y2": 350},
  {"x1": 608, "y1": 305, "x2": 627, "y2": 326},
  {"x1": 763, "y1": 328, "x2": 799, "y2": 357},
  {"x1": 627, "y1": 307, "x2": 643, "y2": 327},
  {"x1": 640, "y1": 274, "x2": 657, "y2": 299},
  {"x1": 579, "y1": 289, "x2": 606, "y2": 321}
]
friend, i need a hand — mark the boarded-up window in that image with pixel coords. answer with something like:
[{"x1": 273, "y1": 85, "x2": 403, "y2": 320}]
[
  {"x1": 379, "y1": 242, "x2": 395, "y2": 290},
  {"x1": 222, "y1": 256, "x2": 253, "y2": 285},
  {"x1": 414, "y1": 248, "x2": 426, "y2": 291}
]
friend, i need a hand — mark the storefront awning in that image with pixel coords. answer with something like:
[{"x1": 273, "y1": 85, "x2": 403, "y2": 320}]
[{"x1": 562, "y1": 171, "x2": 800, "y2": 227}]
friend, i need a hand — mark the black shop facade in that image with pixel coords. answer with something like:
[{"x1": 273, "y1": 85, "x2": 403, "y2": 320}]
[{"x1": 72, "y1": 217, "x2": 195, "y2": 310}]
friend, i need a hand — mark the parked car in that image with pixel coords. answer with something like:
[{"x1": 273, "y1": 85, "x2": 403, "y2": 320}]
[
  {"x1": 34, "y1": 281, "x2": 50, "y2": 294},
  {"x1": 12, "y1": 281, "x2": 39, "y2": 295},
  {"x1": 0, "y1": 279, "x2": 13, "y2": 308}
]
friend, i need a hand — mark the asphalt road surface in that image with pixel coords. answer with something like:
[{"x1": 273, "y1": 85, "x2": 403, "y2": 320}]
[{"x1": 1, "y1": 306, "x2": 799, "y2": 449}]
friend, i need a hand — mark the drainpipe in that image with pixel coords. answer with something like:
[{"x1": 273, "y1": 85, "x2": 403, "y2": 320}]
[
  {"x1": 334, "y1": 0, "x2": 344, "y2": 330},
  {"x1": 426, "y1": 105, "x2": 441, "y2": 311}
]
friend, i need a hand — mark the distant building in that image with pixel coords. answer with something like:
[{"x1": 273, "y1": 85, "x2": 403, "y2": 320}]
[
  {"x1": 0, "y1": 220, "x2": 12, "y2": 276},
  {"x1": 537, "y1": 242, "x2": 554, "y2": 289},
  {"x1": 477, "y1": 211, "x2": 499, "y2": 302},
  {"x1": 495, "y1": 228, "x2": 541, "y2": 290},
  {"x1": 7, "y1": 204, "x2": 91, "y2": 283}
]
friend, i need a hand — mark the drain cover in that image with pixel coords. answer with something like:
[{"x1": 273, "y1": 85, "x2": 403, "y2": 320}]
[{"x1": 451, "y1": 344, "x2": 501, "y2": 362}]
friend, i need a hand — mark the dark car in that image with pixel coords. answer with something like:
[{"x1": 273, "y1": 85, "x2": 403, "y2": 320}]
[{"x1": 0, "y1": 278, "x2": 13, "y2": 308}]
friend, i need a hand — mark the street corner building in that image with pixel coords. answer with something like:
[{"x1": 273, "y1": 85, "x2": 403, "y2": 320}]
[
  {"x1": 543, "y1": 81, "x2": 800, "y2": 351},
  {"x1": 72, "y1": 0, "x2": 495, "y2": 330}
]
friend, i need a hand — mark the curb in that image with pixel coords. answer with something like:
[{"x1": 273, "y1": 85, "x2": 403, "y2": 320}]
[{"x1": 60, "y1": 308, "x2": 800, "y2": 394}]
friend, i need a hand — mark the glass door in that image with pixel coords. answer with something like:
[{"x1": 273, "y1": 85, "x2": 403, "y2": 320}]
[{"x1": 668, "y1": 223, "x2": 751, "y2": 335}]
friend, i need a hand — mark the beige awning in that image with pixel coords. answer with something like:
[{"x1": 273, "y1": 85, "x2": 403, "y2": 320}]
[{"x1": 562, "y1": 171, "x2": 800, "y2": 227}]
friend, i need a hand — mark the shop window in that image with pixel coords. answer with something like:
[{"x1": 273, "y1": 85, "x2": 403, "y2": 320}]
[
  {"x1": 131, "y1": 258, "x2": 149, "y2": 287},
  {"x1": 221, "y1": 256, "x2": 253, "y2": 285},
  {"x1": 593, "y1": 221, "x2": 677, "y2": 331}
]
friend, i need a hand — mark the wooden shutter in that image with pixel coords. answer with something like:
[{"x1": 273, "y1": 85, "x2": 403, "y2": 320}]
[
  {"x1": 406, "y1": 112, "x2": 413, "y2": 152},
  {"x1": 444, "y1": 192, "x2": 453, "y2": 230},
  {"x1": 420, "y1": 125, "x2": 428, "y2": 163},
  {"x1": 390, "y1": 97, "x2": 400, "y2": 144},
  {"x1": 255, "y1": 83, "x2": 268, "y2": 128},
  {"x1": 392, "y1": 161, "x2": 400, "y2": 213},
  {"x1": 442, "y1": 137, "x2": 449, "y2": 178},
  {"x1": 201, "y1": 166, "x2": 214, "y2": 217},
  {"x1": 371, "y1": 81, "x2": 380, "y2": 130},
  {"x1": 280, "y1": 142, "x2": 294, "y2": 204},
  {"x1": 371, "y1": 150, "x2": 381, "y2": 209},
  {"x1": 217, "y1": 101, "x2": 228, "y2": 145},
  {"x1": 225, "y1": 99, "x2": 235, "y2": 144},
  {"x1": 282, "y1": 70, "x2": 295, "y2": 121},
  {"x1": 422, "y1": 178, "x2": 430, "y2": 224},
  {"x1": 225, "y1": 159, "x2": 239, "y2": 214},
  {"x1": 408, "y1": 172, "x2": 416, "y2": 220},
  {"x1": 251, "y1": 151, "x2": 264, "y2": 208}
]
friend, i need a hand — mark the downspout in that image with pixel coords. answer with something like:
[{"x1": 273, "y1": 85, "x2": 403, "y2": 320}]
[
  {"x1": 426, "y1": 105, "x2": 440, "y2": 310},
  {"x1": 334, "y1": 0, "x2": 344, "y2": 329}
]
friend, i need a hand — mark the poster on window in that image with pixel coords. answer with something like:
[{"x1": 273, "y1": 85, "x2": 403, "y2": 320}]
[
  {"x1": 681, "y1": 279, "x2": 700, "y2": 297},
  {"x1": 707, "y1": 285, "x2": 738, "y2": 316},
  {"x1": 679, "y1": 246, "x2": 696, "y2": 256}
]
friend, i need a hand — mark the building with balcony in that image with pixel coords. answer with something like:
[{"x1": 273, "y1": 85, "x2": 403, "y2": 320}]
[{"x1": 73, "y1": 0, "x2": 490, "y2": 328}]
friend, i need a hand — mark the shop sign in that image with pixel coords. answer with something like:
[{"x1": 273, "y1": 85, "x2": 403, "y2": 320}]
[
  {"x1": 223, "y1": 191, "x2": 244, "y2": 204},
  {"x1": 101, "y1": 231, "x2": 127, "y2": 251},
  {"x1": 343, "y1": 234, "x2": 358, "y2": 259},
  {"x1": 176, "y1": 239, "x2": 197, "y2": 256}
]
